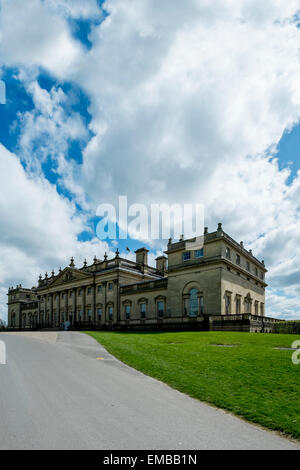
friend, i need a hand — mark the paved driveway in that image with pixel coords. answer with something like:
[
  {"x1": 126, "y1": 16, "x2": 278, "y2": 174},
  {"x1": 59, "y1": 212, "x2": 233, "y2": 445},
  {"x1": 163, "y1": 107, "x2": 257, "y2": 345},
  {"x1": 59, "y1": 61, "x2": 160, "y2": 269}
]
[{"x1": 0, "y1": 331, "x2": 298, "y2": 450}]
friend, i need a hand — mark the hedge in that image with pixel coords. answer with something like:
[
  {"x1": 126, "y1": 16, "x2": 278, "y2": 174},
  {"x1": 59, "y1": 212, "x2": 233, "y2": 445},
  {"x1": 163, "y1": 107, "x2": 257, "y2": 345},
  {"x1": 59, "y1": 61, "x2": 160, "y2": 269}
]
[{"x1": 273, "y1": 321, "x2": 300, "y2": 335}]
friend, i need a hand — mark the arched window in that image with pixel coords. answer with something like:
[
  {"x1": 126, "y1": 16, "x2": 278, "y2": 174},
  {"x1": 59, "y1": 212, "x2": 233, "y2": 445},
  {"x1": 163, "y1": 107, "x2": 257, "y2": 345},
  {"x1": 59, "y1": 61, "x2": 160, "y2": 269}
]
[{"x1": 189, "y1": 288, "x2": 199, "y2": 317}]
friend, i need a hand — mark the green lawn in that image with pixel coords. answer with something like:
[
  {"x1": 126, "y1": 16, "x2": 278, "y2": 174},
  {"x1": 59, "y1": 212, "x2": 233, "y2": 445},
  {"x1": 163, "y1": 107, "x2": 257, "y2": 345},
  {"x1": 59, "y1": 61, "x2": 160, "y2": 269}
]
[{"x1": 86, "y1": 331, "x2": 300, "y2": 439}]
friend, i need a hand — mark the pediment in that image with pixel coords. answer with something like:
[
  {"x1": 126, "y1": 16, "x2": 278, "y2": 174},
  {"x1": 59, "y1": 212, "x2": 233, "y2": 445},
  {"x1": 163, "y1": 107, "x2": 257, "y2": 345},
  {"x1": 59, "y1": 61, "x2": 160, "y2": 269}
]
[{"x1": 48, "y1": 267, "x2": 93, "y2": 288}]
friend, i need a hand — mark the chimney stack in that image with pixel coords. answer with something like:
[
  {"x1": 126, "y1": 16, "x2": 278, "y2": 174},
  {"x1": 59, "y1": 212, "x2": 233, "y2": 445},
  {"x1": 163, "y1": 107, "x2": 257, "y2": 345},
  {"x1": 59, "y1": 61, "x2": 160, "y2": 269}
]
[
  {"x1": 156, "y1": 256, "x2": 167, "y2": 273},
  {"x1": 135, "y1": 248, "x2": 149, "y2": 266}
]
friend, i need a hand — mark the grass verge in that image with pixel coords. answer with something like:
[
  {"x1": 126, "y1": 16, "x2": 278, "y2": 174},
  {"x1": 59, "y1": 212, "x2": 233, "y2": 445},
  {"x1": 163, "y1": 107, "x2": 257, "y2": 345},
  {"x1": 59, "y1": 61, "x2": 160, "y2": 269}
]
[{"x1": 86, "y1": 330, "x2": 300, "y2": 439}]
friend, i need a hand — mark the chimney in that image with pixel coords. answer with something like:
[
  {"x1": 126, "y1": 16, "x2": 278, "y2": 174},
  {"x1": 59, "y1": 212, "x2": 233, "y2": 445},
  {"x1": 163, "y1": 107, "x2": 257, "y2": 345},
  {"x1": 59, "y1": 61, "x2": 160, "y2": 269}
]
[
  {"x1": 156, "y1": 256, "x2": 167, "y2": 273},
  {"x1": 135, "y1": 248, "x2": 149, "y2": 266}
]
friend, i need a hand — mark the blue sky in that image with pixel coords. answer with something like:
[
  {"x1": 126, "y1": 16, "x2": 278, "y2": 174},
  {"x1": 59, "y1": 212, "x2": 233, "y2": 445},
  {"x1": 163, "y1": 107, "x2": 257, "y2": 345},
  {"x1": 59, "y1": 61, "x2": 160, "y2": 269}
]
[{"x1": 1, "y1": 0, "x2": 300, "y2": 321}]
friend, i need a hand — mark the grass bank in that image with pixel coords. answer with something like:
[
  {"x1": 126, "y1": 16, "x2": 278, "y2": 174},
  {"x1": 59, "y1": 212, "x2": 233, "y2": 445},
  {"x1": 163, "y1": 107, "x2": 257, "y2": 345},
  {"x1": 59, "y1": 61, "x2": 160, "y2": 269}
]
[{"x1": 87, "y1": 331, "x2": 300, "y2": 439}]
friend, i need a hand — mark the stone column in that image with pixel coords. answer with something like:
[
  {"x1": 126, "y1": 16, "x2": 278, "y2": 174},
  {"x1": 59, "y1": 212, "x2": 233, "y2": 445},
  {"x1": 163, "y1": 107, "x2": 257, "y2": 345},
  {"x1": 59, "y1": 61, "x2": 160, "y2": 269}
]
[
  {"x1": 74, "y1": 288, "x2": 77, "y2": 323},
  {"x1": 57, "y1": 292, "x2": 61, "y2": 326},
  {"x1": 83, "y1": 287, "x2": 86, "y2": 322},
  {"x1": 66, "y1": 290, "x2": 69, "y2": 323},
  {"x1": 103, "y1": 281, "x2": 107, "y2": 325},
  {"x1": 50, "y1": 293, "x2": 54, "y2": 327},
  {"x1": 38, "y1": 296, "x2": 41, "y2": 326},
  {"x1": 92, "y1": 281, "x2": 96, "y2": 323}
]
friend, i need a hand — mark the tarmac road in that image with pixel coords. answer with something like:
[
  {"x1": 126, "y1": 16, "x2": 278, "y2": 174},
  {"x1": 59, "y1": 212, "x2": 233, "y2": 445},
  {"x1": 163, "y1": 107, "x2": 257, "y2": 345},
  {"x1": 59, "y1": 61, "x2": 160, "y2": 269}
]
[{"x1": 0, "y1": 331, "x2": 298, "y2": 450}]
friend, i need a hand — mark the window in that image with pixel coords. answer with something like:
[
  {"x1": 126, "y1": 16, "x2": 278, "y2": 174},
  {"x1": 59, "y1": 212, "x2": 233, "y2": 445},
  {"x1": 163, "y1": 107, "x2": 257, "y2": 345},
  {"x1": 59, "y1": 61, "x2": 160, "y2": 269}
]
[
  {"x1": 125, "y1": 305, "x2": 130, "y2": 320},
  {"x1": 78, "y1": 289, "x2": 82, "y2": 296},
  {"x1": 61, "y1": 293, "x2": 65, "y2": 299},
  {"x1": 140, "y1": 303, "x2": 146, "y2": 319},
  {"x1": 87, "y1": 308, "x2": 92, "y2": 319},
  {"x1": 108, "y1": 283, "x2": 113, "y2": 291},
  {"x1": 225, "y1": 294, "x2": 231, "y2": 315},
  {"x1": 246, "y1": 261, "x2": 250, "y2": 271},
  {"x1": 97, "y1": 308, "x2": 102, "y2": 321},
  {"x1": 183, "y1": 251, "x2": 191, "y2": 261},
  {"x1": 108, "y1": 306, "x2": 113, "y2": 321},
  {"x1": 195, "y1": 248, "x2": 204, "y2": 258},
  {"x1": 87, "y1": 287, "x2": 92, "y2": 295},
  {"x1": 244, "y1": 298, "x2": 251, "y2": 314},
  {"x1": 255, "y1": 301, "x2": 258, "y2": 315},
  {"x1": 157, "y1": 301, "x2": 164, "y2": 318},
  {"x1": 189, "y1": 288, "x2": 198, "y2": 317},
  {"x1": 255, "y1": 267, "x2": 258, "y2": 277},
  {"x1": 226, "y1": 247, "x2": 231, "y2": 259},
  {"x1": 69, "y1": 291, "x2": 73, "y2": 297},
  {"x1": 97, "y1": 285, "x2": 102, "y2": 293},
  {"x1": 260, "y1": 303, "x2": 264, "y2": 316},
  {"x1": 260, "y1": 271, "x2": 264, "y2": 280},
  {"x1": 78, "y1": 310, "x2": 82, "y2": 321},
  {"x1": 236, "y1": 254, "x2": 241, "y2": 265},
  {"x1": 236, "y1": 297, "x2": 241, "y2": 314}
]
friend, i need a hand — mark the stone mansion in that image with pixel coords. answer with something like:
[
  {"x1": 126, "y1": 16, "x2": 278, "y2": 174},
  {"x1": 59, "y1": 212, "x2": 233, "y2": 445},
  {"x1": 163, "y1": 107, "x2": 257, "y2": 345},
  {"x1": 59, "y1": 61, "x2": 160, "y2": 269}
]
[{"x1": 7, "y1": 224, "x2": 279, "y2": 333}]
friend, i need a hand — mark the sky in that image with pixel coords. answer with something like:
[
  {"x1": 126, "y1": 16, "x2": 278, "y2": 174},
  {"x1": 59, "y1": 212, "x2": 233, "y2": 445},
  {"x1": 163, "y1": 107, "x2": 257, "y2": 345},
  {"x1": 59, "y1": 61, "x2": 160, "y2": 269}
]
[{"x1": 1, "y1": 0, "x2": 300, "y2": 321}]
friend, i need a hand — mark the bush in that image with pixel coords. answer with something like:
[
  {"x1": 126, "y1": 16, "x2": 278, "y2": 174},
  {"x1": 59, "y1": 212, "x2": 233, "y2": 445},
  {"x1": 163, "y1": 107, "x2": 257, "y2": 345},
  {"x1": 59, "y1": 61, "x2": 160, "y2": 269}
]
[{"x1": 273, "y1": 321, "x2": 300, "y2": 335}]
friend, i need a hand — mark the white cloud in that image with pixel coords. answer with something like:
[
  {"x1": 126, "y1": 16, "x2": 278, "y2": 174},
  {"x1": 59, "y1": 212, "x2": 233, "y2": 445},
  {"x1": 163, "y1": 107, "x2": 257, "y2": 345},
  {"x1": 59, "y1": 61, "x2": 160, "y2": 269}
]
[
  {"x1": 1, "y1": 0, "x2": 300, "y2": 319},
  {"x1": 0, "y1": 0, "x2": 83, "y2": 77},
  {"x1": 0, "y1": 144, "x2": 113, "y2": 321},
  {"x1": 15, "y1": 80, "x2": 90, "y2": 208}
]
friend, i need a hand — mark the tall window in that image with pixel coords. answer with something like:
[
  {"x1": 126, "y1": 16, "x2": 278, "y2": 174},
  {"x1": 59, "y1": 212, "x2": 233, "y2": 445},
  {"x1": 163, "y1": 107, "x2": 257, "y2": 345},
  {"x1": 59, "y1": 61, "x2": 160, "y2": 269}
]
[
  {"x1": 260, "y1": 303, "x2": 264, "y2": 316},
  {"x1": 108, "y1": 283, "x2": 113, "y2": 291},
  {"x1": 87, "y1": 308, "x2": 92, "y2": 320},
  {"x1": 244, "y1": 298, "x2": 251, "y2": 314},
  {"x1": 157, "y1": 301, "x2": 164, "y2": 318},
  {"x1": 226, "y1": 247, "x2": 231, "y2": 259},
  {"x1": 236, "y1": 297, "x2": 241, "y2": 314},
  {"x1": 225, "y1": 294, "x2": 231, "y2": 315},
  {"x1": 78, "y1": 310, "x2": 82, "y2": 321},
  {"x1": 236, "y1": 254, "x2": 241, "y2": 265},
  {"x1": 108, "y1": 306, "x2": 113, "y2": 321},
  {"x1": 97, "y1": 308, "x2": 102, "y2": 321},
  {"x1": 97, "y1": 285, "x2": 102, "y2": 293},
  {"x1": 140, "y1": 303, "x2": 146, "y2": 319},
  {"x1": 125, "y1": 305, "x2": 130, "y2": 320},
  {"x1": 255, "y1": 301, "x2": 258, "y2": 315},
  {"x1": 246, "y1": 261, "x2": 250, "y2": 271},
  {"x1": 189, "y1": 288, "x2": 198, "y2": 317}
]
